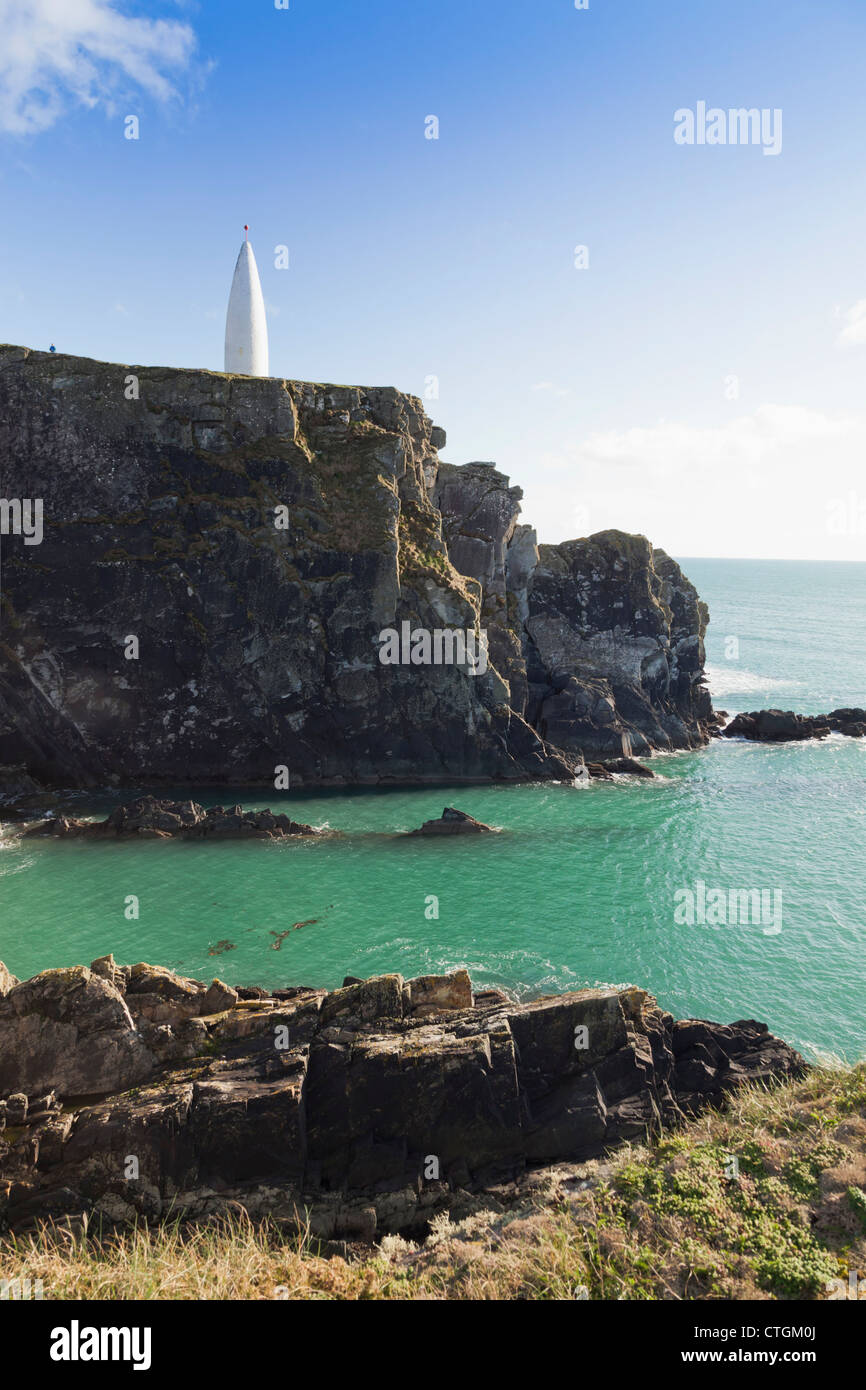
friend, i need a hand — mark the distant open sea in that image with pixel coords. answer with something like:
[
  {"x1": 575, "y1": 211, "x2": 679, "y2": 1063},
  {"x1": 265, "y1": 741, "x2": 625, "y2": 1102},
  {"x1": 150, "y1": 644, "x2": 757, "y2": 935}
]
[{"x1": 1, "y1": 558, "x2": 865, "y2": 1061}]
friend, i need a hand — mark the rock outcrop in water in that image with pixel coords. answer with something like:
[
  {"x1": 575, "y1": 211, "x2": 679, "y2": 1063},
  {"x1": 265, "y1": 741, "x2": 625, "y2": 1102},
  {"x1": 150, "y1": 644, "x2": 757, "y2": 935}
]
[
  {"x1": 722, "y1": 709, "x2": 866, "y2": 743},
  {"x1": 25, "y1": 797, "x2": 502, "y2": 841},
  {"x1": 0, "y1": 957, "x2": 803, "y2": 1237},
  {"x1": 408, "y1": 806, "x2": 496, "y2": 836},
  {"x1": 587, "y1": 756, "x2": 655, "y2": 779},
  {"x1": 0, "y1": 346, "x2": 714, "y2": 790},
  {"x1": 24, "y1": 795, "x2": 318, "y2": 840}
]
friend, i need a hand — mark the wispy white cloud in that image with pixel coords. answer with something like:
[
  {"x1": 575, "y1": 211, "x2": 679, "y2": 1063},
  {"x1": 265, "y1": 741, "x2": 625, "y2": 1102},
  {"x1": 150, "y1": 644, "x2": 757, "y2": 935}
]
[
  {"x1": 0, "y1": 0, "x2": 198, "y2": 135},
  {"x1": 530, "y1": 380, "x2": 571, "y2": 398},
  {"x1": 569, "y1": 405, "x2": 854, "y2": 479},
  {"x1": 530, "y1": 404, "x2": 866, "y2": 559},
  {"x1": 838, "y1": 299, "x2": 866, "y2": 347}
]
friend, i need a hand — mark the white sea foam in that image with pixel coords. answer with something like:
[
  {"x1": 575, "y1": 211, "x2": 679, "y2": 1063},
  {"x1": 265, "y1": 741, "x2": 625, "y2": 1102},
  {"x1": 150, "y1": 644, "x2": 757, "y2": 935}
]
[
  {"x1": 0, "y1": 852, "x2": 37, "y2": 876},
  {"x1": 705, "y1": 664, "x2": 802, "y2": 698}
]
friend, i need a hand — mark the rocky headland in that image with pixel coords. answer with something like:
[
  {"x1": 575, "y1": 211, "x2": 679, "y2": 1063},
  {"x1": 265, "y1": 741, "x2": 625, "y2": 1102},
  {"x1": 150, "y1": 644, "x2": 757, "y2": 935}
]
[
  {"x1": 0, "y1": 955, "x2": 804, "y2": 1239},
  {"x1": 0, "y1": 345, "x2": 716, "y2": 795}
]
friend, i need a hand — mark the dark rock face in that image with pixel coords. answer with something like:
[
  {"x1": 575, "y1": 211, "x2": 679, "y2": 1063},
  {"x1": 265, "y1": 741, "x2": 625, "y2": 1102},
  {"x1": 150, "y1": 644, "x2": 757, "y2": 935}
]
[
  {"x1": 408, "y1": 806, "x2": 495, "y2": 836},
  {"x1": 24, "y1": 795, "x2": 317, "y2": 839},
  {"x1": 0, "y1": 958, "x2": 804, "y2": 1238},
  {"x1": 434, "y1": 463, "x2": 714, "y2": 759},
  {"x1": 0, "y1": 347, "x2": 573, "y2": 789},
  {"x1": 722, "y1": 708, "x2": 866, "y2": 743},
  {"x1": 0, "y1": 765, "x2": 44, "y2": 813},
  {"x1": 523, "y1": 534, "x2": 714, "y2": 757},
  {"x1": 0, "y1": 347, "x2": 713, "y2": 790}
]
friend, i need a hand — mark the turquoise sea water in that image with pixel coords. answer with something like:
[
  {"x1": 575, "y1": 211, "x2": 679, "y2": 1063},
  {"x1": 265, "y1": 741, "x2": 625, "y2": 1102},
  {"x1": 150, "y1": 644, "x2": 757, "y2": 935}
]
[{"x1": 1, "y1": 559, "x2": 865, "y2": 1061}]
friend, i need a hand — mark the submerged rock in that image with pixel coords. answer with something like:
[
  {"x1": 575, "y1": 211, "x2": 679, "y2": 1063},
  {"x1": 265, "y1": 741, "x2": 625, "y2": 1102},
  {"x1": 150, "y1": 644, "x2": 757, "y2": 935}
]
[
  {"x1": 408, "y1": 806, "x2": 496, "y2": 835},
  {"x1": 0, "y1": 957, "x2": 805, "y2": 1237},
  {"x1": 722, "y1": 708, "x2": 866, "y2": 743}
]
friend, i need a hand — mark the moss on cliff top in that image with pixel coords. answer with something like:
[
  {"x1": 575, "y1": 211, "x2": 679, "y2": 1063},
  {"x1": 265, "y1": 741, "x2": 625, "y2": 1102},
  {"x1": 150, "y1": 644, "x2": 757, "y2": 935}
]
[{"x1": 0, "y1": 344, "x2": 415, "y2": 403}]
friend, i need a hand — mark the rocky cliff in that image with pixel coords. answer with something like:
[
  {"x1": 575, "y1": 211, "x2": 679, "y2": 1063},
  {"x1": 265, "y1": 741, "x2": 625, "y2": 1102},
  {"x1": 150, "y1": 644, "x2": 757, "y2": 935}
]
[
  {"x1": 435, "y1": 463, "x2": 715, "y2": 758},
  {"x1": 0, "y1": 959, "x2": 802, "y2": 1238},
  {"x1": 0, "y1": 346, "x2": 714, "y2": 788}
]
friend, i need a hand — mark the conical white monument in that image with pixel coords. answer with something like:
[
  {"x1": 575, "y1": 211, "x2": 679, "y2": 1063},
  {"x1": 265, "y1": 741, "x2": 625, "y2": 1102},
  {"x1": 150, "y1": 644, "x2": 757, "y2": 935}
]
[{"x1": 224, "y1": 226, "x2": 269, "y2": 376}]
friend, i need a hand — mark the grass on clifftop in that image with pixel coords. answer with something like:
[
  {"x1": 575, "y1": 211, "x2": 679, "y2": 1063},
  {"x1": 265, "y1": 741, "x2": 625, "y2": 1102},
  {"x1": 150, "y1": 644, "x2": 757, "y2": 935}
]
[{"x1": 2, "y1": 1065, "x2": 865, "y2": 1301}]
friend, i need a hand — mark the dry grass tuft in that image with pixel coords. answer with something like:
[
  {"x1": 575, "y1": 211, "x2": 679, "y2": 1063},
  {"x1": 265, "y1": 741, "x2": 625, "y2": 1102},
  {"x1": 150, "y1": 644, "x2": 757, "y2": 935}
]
[{"x1": 1, "y1": 1065, "x2": 864, "y2": 1301}]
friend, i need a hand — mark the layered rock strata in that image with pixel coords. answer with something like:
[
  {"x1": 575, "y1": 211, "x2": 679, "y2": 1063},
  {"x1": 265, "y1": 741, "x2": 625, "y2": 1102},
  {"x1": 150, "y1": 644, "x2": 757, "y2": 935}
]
[{"x1": 0, "y1": 957, "x2": 804, "y2": 1238}]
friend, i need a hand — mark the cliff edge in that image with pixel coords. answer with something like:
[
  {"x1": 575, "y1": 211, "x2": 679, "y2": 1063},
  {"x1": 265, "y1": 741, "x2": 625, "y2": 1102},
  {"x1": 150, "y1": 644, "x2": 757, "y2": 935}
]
[{"x1": 0, "y1": 347, "x2": 714, "y2": 787}]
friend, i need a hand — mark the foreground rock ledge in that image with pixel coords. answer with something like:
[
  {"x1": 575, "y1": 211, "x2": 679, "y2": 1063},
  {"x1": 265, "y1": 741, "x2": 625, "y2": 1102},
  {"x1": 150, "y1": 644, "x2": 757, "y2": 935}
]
[{"x1": 0, "y1": 957, "x2": 804, "y2": 1239}]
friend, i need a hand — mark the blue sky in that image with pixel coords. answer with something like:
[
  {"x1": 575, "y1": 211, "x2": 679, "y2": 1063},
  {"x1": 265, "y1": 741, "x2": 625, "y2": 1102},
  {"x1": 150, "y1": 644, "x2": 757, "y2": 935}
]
[{"x1": 1, "y1": 0, "x2": 865, "y2": 559}]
